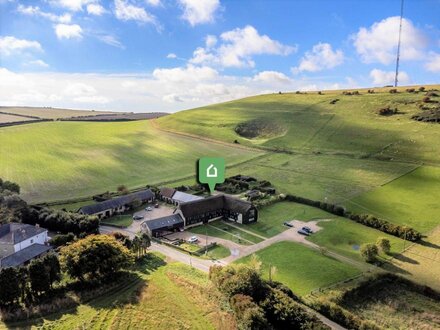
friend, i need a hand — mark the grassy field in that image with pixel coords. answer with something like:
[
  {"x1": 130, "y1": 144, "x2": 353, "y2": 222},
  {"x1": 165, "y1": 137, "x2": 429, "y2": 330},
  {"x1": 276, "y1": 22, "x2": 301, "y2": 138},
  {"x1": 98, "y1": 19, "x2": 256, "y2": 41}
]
[
  {"x1": 307, "y1": 218, "x2": 405, "y2": 261},
  {"x1": 0, "y1": 113, "x2": 35, "y2": 123},
  {"x1": 1, "y1": 254, "x2": 235, "y2": 330},
  {"x1": 334, "y1": 275, "x2": 440, "y2": 330},
  {"x1": 246, "y1": 201, "x2": 337, "y2": 237},
  {"x1": 347, "y1": 166, "x2": 440, "y2": 233},
  {"x1": 236, "y1": 241, "x2": 361, "y2": 296},
  {"x1": 0, "y1": 106, "x2": 116, "y2": 119},
  {"x1": 0, "y1": 120, "x2": 263, "y2": 203},
  {"x1": 157, "y1": 86, "x2": 440, "y2": 165},
  {"x1": 203, "y1": 244, "x2": 231, "y2": 259},
  {"x1": 101, "y1": 214, "x2": 134, "y2": 227},
  {"x1": 385, "y1": 225, "x2": 440, "y2": 291},
  {"x1": 189, "y1": 221, "x2": 263, "y2": 245}
]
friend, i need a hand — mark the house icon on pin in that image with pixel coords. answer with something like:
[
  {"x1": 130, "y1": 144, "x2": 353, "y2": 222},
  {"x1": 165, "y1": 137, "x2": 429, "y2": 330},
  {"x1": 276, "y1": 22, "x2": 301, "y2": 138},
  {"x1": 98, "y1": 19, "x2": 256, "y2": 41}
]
[{"x1": 206, "y1": 164, "x2": 218, "y2": 178}]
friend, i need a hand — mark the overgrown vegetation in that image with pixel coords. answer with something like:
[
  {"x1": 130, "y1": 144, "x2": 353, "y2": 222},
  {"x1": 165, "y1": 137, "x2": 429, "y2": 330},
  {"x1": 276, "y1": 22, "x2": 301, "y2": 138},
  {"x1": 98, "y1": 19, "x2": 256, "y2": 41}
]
[{"x1": 210, "y1": 259, "x2": 330, "y2": 329}]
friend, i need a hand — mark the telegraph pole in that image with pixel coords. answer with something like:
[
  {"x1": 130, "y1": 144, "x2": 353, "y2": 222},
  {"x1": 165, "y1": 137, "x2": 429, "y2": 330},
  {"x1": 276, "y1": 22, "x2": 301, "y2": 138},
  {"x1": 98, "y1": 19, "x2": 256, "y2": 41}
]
[{"x1": 394, "y1": 0, "x2": 404, "y2": 87}]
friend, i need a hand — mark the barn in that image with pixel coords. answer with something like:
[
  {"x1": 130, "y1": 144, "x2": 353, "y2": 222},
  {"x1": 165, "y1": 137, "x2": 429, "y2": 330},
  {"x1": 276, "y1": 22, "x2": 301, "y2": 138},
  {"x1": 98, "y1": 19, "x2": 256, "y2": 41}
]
[{"x1": 79, "y1": 189, "x2": 155, "y2": 218}]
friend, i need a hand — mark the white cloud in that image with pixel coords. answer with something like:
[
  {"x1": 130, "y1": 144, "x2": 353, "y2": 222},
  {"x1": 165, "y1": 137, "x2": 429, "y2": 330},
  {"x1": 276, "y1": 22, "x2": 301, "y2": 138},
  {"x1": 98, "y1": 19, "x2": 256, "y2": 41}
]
[
  {"x1": 26, "y1": 60, "x2": 50, "y2": 68},
  {"x1": 17, "y1": 5, "x2": 72, "y2": 23},
  {"x1": 114, "y1": 0, "x2": 158, "y2": 26},
  {"x1": 353, "y1": 16, "x2": 427, "y2": 64},
  {"x1": 54, "y1": 24, "x2": 83, "y2": 39},
  {"x1": 205, "y1": 35, "x2": 217, "y2": 48},
  {"x1": 369, "y1": 69, "x2": 409, "y2": 85},
  {"x1": 98, "y1": 35, "x2": 124, "y2": 48},
  {"x1": 145, "y1": 0, "x2": 161, "y2": 7},
  {"x1": 49, "y1": 0, "x2": 95, "y2": 12},
  {"x1": 425, "y1": 52, "x2": 440, "y2": 72},
  {"x1": 152, "y1": 65, "x2": 218, "y2": 83},
  {"x1": 0, "y1": 36, "x2": 42, "y2": 56},
  {"x1": 87, "y1": 3, "x2": 106, "y2": 15},
  {"x1": 294, "y1": 43, "x2": 344, "y2": 72},
  {"x1": 190, "y1": 25, "x2": 296, "y2": 68},
  {"x1": 253, "y1": 71, "x2": 291, "y2": 84},
  {"x1": 167, "y1": 53, "x2": 177, "y2": 59},
  {"x1": 0, "y1": 66, "x2": 368, "y2": 113},
  {"x1": 178, "y1": 0, "x2": 220, "y2": 26}
]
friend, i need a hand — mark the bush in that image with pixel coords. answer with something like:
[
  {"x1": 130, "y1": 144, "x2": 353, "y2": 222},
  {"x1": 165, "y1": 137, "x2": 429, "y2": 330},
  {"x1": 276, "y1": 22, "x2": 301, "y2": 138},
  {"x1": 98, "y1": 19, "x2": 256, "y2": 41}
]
[
  {"x1": 60, "y1": 235, "x2": 134, "y2": 281},
  {"x1": 25, "y1": 208, "x2": 99, "y2": 235},
  {"x1": 230, "y1": 294, "x2": 269, "y2": 330},
  {"x1": 360, "y1": 243, "x2": 378, "y2": 263},
  {"x1": 406, "y1": 88, "x2": 415, "y2": 93},
  {"x1": 419, "y1": 86, "x2": 425, "y2": 92},
  {"x1": 377, "y1": 106, "x2": 398, "y2": 116},
  {"x1": 389, "y1": 89, "x2": 398, "y2": 93},
  {"x1": 49, "y1": 233, "x2": 76, "y2": 247},
  {"x1": 0, "y1": 178, "x2": 20, "y2": 194},
  {"x1": 376, "y1": 237, "x2": 391, "y2": 254}
]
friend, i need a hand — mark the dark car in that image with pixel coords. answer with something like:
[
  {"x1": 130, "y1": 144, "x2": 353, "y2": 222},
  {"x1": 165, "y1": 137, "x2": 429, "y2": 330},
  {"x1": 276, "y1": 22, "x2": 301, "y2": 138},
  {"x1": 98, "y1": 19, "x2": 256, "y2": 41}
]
[
  {"x1": 133, "y1": 215, "x2": 143, "y2": 220},
  {"x1": 154, "y1": 203, "x2": 159, "y2": 208},
  {"x1": 283, "y1": 222, "x2": 293, "y2": 227},
  {"x1": 297, "y1": 229, "x2": 310, "y2": 236},
  {"x1": 302, "y1": 226, "x2": 313, "y2": 234}
]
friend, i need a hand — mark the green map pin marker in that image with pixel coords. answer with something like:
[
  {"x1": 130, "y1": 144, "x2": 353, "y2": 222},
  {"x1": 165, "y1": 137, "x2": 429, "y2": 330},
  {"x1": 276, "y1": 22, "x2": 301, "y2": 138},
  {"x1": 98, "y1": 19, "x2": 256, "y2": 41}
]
[{"x1": 198, "y1": 157, "x2": 225, "y2": 193}]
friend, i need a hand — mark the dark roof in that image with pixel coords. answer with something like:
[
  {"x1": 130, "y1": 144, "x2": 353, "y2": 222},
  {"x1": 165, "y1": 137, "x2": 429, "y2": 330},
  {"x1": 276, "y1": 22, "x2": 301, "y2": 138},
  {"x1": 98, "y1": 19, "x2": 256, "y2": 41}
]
[
  {"x1": 0, "y1": 223, "x2": 46, "y2": 245},
  {"x1": 0, "y1": 244, "x2": 52, "y2": 268},
  {"x1": 172, "y1": 191, "x2": 204, "y2": 203},
  {"x1": 159, "y1": 187, "x2": 176, "y2": 199},
  {"x1": 144, "y1": 214, "x2": 184, "y2": 231},
  {"x1": 79, "y1": 189, "x2": 154, "y2": 215},
  {"x1": 179, "y1": 194, "x2": 254, "y2": 218}
]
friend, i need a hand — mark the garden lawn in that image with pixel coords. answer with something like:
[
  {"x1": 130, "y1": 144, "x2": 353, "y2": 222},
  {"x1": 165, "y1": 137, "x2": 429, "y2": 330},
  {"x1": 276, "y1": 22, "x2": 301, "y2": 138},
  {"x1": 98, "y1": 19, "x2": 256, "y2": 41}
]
[
  {"x1": 307, "y1": 218, "x2": 405, "y2": 262},
  {"x1": 0, "y1": 120, "x2": 263, "y2": 203},
  {"x1": 347, "y1": 166, "x2": 440, "y2": 233},
  {"x1": 246, "y1": 201, "x2": 336, "y2": 237},
  {"x1": 237, "y1": 241, "x2": 361, "y2": 296},
  {"x1": 101, "y1": 214, "x2": 134, "y2": 228},
  {"x1": 201, "y1": 244, "x2": 231, "y2": 260},
  {"x1": 189, "y1": 222, "x2": 258, "y2": 245}
]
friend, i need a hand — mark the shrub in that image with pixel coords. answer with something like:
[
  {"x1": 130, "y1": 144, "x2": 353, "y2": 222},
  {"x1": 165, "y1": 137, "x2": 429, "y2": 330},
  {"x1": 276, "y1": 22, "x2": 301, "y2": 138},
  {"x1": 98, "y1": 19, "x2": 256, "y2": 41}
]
[
  {"x1": 376, "y1": 237, "x2": 391, "y2": 254},
  {"x1": 117, "y1": 185, "x2": 129, "y2": 194},
  {"x1": 422, "y1": 96, "x2": 431, "y2": 103},
  {"x1": 419, "y1": 86, "x2": 425, "y2": 92},
  {"x1": 406, "y1": 88, "x2": 415, "y2": 93},
  {"x1": 377, "y1": 106, "x2": 398, "y2": 116},
  {"x1": 49, "y1": 233, "x2": 75, "y2": 247},
  {"x1": 230, "y1": 294, "x2": 269, "y2": 330},
  {"x1": 60, "y1": 235, "x2": 134, "y2": 281},
  {"x1": 389, "y1": 89, "x2": 398, "y2": 93},
  {"x1": 360, "y1": 243, "x2": 378, "y2": 263}
]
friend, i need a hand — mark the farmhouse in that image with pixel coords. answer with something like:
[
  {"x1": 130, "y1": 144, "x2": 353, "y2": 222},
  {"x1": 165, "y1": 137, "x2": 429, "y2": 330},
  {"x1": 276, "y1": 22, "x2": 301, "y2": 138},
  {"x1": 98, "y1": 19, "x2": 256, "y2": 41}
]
[
  {"x1": 144, "y1": 194, "x2": 258, "y2": 237},
  {"x1": 158, "y1": 187, "x2": 204, "y2": 205},
  {"x1": 0, "y1": 223, "x2": 51, "y2": 268},
  {"x1": 79, "y1": 189, "x2": 155, "y2": 218}
]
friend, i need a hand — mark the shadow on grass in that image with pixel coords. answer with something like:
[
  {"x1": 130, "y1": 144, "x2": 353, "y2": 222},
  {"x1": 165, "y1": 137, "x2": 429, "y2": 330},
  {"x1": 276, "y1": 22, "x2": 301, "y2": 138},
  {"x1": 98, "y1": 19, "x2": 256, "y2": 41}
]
[
  {"x1": 418, "y1": 239, "x2": 440, "y2": 250},
  {"x1": 135, "y1": 253, "x2": 167, "y2": 275},
  {"x1": 390, "y1": 252, "x2": 420, "y2": 265},
  {"x1": 380, "y1": 260, "x2": 411, "y2": 275}
]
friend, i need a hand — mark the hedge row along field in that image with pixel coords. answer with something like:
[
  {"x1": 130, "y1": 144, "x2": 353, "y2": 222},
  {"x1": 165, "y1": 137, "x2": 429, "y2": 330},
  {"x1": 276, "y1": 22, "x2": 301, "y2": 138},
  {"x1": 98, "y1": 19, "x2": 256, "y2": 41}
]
[{"x1": 284, "y1": 194, "x2": 421, "y2": 241}]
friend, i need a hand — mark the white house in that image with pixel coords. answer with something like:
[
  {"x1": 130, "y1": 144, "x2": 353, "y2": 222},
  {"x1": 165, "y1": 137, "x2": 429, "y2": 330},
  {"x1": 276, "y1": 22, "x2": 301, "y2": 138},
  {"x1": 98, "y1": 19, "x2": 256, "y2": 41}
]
[{"x1": 0, "y1": 223, "x2": 51, "y2": 268}]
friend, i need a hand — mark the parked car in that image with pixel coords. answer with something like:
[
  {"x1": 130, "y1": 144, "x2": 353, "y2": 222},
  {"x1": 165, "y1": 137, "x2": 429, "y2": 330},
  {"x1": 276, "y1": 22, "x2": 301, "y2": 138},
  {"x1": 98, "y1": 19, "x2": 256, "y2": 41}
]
[
  {"x1": 133, "y1": 215, "x2": 144, "y2": 220},
  {"x1": 145, "y1": 206, "x2": 153, "y2": 211},
  {"x1": 154, "y1": 203, "x2": 159, "y2": 208},
  {"x1": 171, "y1": 240, "x2": 181, "y2": 246},
  {"x1": 188, "y1": 236, "x2": 199, "y2": 243},
  {"x1": 283, "y1": 221, "x2": 293, "y2": 227},
  {"x1": 297, "y1": 229, "x2": 310, "y2": 236},
  {"x1": 302, "y1": 226, "x2": 313, "y2": 234}
]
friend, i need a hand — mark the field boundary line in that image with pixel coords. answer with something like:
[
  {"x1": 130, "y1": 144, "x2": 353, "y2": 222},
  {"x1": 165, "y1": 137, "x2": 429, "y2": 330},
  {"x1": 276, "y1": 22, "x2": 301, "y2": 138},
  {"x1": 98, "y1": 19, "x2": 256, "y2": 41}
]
[
  {"x1": 151, "y1": 118, "x2": 264, "y2": 153},
  {"x1": 219, "y1": 220, "x2": 268, "y2": 240},
  {"x1": 207, "y1": 224, "x2": 256, "y2": 245}
]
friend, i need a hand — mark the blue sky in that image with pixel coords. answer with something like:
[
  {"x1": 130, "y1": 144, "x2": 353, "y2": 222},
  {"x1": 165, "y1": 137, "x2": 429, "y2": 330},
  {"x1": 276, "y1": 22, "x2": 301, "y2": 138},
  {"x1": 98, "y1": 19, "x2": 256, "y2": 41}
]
[{"x1": 0, "y1": 0, "x2": 439, "y2": 112}]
